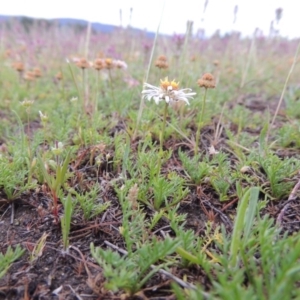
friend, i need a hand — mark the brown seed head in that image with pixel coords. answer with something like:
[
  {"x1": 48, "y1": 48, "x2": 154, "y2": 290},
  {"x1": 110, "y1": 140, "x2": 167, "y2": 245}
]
[
  {"x1": 197, "y1": 73, "x2": 216, "y2": 89},
  {"x1": 55, "y1": 71, "x2": 63, "y2": 81},
  {"x1": 5, "y1": 49, "x2": 13, "y2": 58},
  {"x1": 33, "y1": 67, "x2": 42, "y2": 78},
  {"x1": 76, "y1": 58, "x2": 90, "y2": 69},
  {"x1": 23, "y1": 71, "x2": 36, "y2": 81},
  {"x1": 94, "y1": 58, "x2": 105, "y2": 70},
  {"x1": 155, "y1": 55, "x2": 168, "y2": 69},
  {"x1": 190, "y1": 55, "x2": 197, "y2": 62},
  {"x1": 157, "y1": 55, "x2": 167, "y2": 62},
  {"x1": 12, "y1": 61, "x2": 25, "y2": 73},
  {"x1": 213, "y1": 60, "x2": 220, "y2": 67}
]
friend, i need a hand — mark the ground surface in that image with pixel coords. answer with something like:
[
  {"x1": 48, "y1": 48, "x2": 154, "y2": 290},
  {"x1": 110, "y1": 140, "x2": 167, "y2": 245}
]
[{"x1": 1, "y1": 100, "x2": 300, "y2": 299}]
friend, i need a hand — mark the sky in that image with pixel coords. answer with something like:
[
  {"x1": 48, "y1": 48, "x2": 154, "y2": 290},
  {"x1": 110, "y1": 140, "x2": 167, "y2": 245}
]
[{"x1": 1, "y1": 0, "x2": 299, "y2": 38}]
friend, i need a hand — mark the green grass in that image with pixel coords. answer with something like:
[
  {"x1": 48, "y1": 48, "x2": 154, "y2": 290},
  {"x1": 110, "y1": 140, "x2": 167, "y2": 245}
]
[{"x1": 1, "y1": 17, "x2": 300, "y2": 298}]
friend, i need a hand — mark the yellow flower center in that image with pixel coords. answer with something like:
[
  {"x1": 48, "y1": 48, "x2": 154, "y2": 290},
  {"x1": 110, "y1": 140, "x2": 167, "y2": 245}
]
[{"x1": 160, "y1": 77, "x2": 179, "y2": 91}]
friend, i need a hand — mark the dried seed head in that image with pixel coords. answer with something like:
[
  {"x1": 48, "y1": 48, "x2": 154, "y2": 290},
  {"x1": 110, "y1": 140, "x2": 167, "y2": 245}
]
[
  {"x1": 127, "y1": 183, "x2": 139, "y2": 210},
  {"x1": 33, "y1": 67, "x2": 42, "y2": 78},
  {"x1": 94, "y1": 58, "x2": 105, "y2": 70},
  {"x1": 213, "y1": 60, "x2": 220, "y2": 67},
  {"x1": 55, "y1": 71, "x2": 63, "y2": 81},
  {"x1": 23, "y1": 71, "x2": 36, "y2": 81},
  {"x1": 157, "y1": 55, "x2": 167, "y2": 62},
  {"x1": 155, "y1": 55, "x2": 168, "y2": 69},
  {"x1": 12, "y1": 61, "x2": 24, "y2": 73},
  {"x1": 76, "y1": 57, "x2": 90, "y2": 69},
  {"x1": 5, "y1": 49, "x2": 13, "y2": 58},
  {"x1": 197, "y1": 73, "x2": 216, "y2": 89},
  {"x1": 190, "y1": 55, "x2": 197, "y2": 62}
]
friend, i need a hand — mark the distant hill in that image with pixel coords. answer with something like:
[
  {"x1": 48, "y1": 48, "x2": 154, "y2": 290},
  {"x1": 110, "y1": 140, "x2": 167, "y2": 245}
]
[{"x1": 0, "y1": 15, "x2": 155, "y2": 37}]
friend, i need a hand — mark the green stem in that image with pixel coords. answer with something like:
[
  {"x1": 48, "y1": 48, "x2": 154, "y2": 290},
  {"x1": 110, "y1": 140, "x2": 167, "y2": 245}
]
[
  {"x1": 160, "y1": 101, "x2": 168, "y2": 153},
  {"x1": 133, "y1": 0, "x2": 166, "y2": 140},
  {"x1": 27, "y1": 110, "x2": 32, "y2": 184},
  {"x1": 67, "y1": 62, "x2": 81, "y2": 105},
  {"x1": 95, "y1": 70, "x2": 100, "y2": 113},
  {"x1": 108, "y1": 69, "x2": 116, "y2": 103},
  {"x1": 195, "y1": 88, "x2": 208, "y2": 156},
  {"x1": 82, "y1": 68, "x2": 86, "y2": 111}
]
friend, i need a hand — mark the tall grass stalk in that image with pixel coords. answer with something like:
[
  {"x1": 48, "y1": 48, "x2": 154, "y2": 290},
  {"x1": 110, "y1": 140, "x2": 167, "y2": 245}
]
[
  {"x1": 267, "y1": 40, "x2": 300, "y2": 142},
  {"x1": 133, "y1": 0, "x2": 166, "y2": 140},
  {"x1": 160, "y1": 102, "x2": 169, "y2": 153},
  {"x1": 240, "y1": 31, "x2": 257, "y2": 88},
  {"x1": 67, "y1": 60, "x2": 82, "y2": 110},
  {"x1": 195, "y1": 87, "x2": 208, "y2": 155}
]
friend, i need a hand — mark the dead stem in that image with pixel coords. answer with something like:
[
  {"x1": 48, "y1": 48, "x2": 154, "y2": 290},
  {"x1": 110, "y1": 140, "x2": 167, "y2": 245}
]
[
  {"x1": 276, "y1": 174, "x2": 300, "y2": 226},
  {"x1": 10, "y1": 203, "x2": 15, "y2": 225}
]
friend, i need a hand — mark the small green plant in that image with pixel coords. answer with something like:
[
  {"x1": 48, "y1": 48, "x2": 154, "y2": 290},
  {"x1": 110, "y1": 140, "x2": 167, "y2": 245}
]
[
  {"x1": 178, "y1": 149, "x2": 211, "y2": 185},
  {"x1": 259, "y1": 153, "x2": 300, "y2": 199},
  {"x1": 91, "y1": 236, "x2": 181, "y2": 296},
  {"x1": 210, "y1": 177, "x2": 232, "y2": 201},
  {"x1": 171, "y1": 187, "x2": 300, "y2": 299},
  {"x1": 61, "y1": 194, "x2": 74, "y2": 252},
  {"x1": 91, "y1": 180, "x2": 182, "y2": 295},
  {"x1": 72, "y1": 183, "x2": 110, "y2": 221},
  {"x1": 151, "y1": 172, "x2": 189, "y2": 210},
  {"x1": 0, "y1": 245, "x2": 25, "y2": 279},
  {"x1": 37, "y1": 144, "x2": 72, "y2": 222},
  {"x1": 277, "y1": 123, "x2": 300, "y2": 148},
  {"x1": 114, "y1": 180, "x2": 149, "y2": 253},
  {"x1": 209, "y1": 152, "x2": 234, "y2": 201},
  {"x1": 0, "y1": 156, "x2": 34, "y2": 202}
]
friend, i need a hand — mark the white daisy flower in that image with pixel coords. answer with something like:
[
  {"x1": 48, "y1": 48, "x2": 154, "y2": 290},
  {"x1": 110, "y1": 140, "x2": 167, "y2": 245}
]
[{"x1": 142, "y1": 77, "x2": 196, "y2": 105}]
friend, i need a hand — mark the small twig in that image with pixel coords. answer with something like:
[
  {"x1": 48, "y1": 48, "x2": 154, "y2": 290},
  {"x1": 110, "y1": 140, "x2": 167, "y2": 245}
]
[
  {"x1": 69, "y1": 245, "x2": 93, "y2": 277},
  {"x1": 67, "y1": 285, "x2": 83, "y2": 300},
  {"x1": 70, "y1": 221, "x2": 121, "y2": 235},
  {"x1": 10, "y1": 203, "x2": 15, "y2": 225},
  {"x1": 276, "y1": 176, "x2": 300, "y2": 226},
  {"x1": 152, "y1": 225, "x2": 171, "y2": 235},
  {"x1": 104, "y1": 240, "x2": 205, "y2": 293},
  {"x1": 0, "y1": 205, "x2": 10, "y2": 221}
]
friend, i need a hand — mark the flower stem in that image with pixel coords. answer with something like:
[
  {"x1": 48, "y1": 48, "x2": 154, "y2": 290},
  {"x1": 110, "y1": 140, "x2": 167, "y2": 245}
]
[
  {"x1": 26, "y1": 110, "x2": 32, "y2": 184},
  {"x1": 195, "y1": 87, "x2": 208, "y2": 156},
  {"x1": 160, "y1": 101, "x2": 169, "y2": 153},
  {"x1": 108, "y1": 69, "x2": 116, "y2": 103},
  {"x1": 82, "y1": 68, "x2": 86, "y2": 111},
  {"x1": 95, "y1": 70, "x2": 100, "y2": 113}
]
